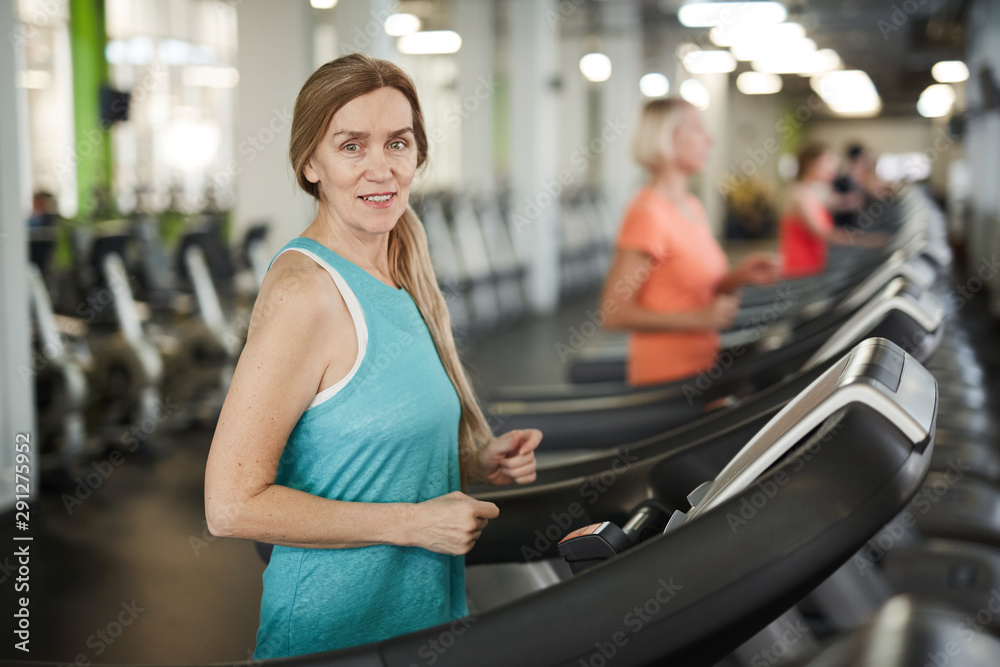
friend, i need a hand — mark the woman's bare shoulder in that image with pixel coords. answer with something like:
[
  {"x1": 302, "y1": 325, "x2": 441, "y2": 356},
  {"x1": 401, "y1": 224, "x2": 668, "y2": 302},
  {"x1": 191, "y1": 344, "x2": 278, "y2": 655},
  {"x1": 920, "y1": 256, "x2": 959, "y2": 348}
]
[{"x1": 247, "y1": 250, "x2": 348, "y2": 341}]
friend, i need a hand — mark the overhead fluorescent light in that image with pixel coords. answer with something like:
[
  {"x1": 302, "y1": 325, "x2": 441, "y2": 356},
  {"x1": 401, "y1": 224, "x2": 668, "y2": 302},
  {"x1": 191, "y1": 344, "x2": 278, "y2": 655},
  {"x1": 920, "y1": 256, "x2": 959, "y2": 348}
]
[
  {"x1": 640, "y1": 72, "x2": 670, "y2": 97},
  {"x1": 682, "y1": 49, "x2": 737, "y2": 74},
  {"x1": 310, "y1": 0, "x2": 338, "y2": 8},
  {"x1": 753, "y1": 48, "x2": 841, "y2": 75},
  {"x1": 917, "y1": 83, "x2": 957, "y2": 117},
  {"x1": 678, "y1": 1, "x2": 786, "y2": 28},
  {"x1": 811, "y1": 70, "x2": 882, "y2": 117},
  {"x1": 385, "y1": 13, "x2": 421, "y2": 37},
  {"x1": 931, "y1": 61, "x2": 969, "y2": 83},
  {"x1": 580, "y1": 53, "x2": 612, "y2": 82},
  {"x1": 734, "y1": 36, "x2": 815, "y2": 63},
  {"x1": 397, "y1": 30, "x2": 462, "y2": 55},
  {"x1": 736, "y1": 71, "x2": 782, "y2": 95},
  {"x1": 680, "y1": 79, "x2": 710, "y2": 109},
  {"x1": 711, "y1": 21, "x2": 804, "y2": 49}
]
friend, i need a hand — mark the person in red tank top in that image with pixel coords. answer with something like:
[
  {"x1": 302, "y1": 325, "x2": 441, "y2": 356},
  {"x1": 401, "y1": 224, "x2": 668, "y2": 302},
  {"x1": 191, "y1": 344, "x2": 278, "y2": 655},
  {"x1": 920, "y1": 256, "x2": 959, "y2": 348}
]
[
  {"x1": 599, "y1": 99, "x2": 780, "y2": 387},
  {"x1": 779, "y1": 142, "x2": 865, "y2": 277}
]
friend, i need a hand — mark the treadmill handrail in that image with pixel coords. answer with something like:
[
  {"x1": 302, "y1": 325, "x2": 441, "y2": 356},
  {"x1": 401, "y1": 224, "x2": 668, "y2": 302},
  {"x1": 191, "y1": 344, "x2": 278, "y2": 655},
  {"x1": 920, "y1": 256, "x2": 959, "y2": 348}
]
[
  {"x1": 489, "y1": 381, "x2": 690, "y2": 414},
  {"x1": 185, "y1": 244, "x2": 231, "y2": 345},
  {"x1": 688, "y1": 338, "x2": 936, "y2": 520},
  {"x1": 27, "y1": 264, "x2": 67, "y2": 361},
  {"x1": 804, "y1": 278, "x2": 944, "y2": 370},
  {"x1": 103, "y1": 252, "x2": 146, "y2": 347}
]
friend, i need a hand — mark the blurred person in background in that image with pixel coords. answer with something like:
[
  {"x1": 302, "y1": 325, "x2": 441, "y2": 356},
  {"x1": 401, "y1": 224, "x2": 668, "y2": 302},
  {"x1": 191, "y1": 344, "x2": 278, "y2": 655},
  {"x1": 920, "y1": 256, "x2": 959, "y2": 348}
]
[
  {"x1": 831, "y1": 143, "x2": 893, "y2": 227},
  {"x1": 600, "y1": 98, "x2": 780, "y2": 387},
  {"x1": 779, "y1": 141, "x2": 883, "y2": 278},
  {"x1": 27, "y1": 190, "x2": 58, "y2": 228},
  {"x1": 204, "y1": 54, "x2": 540, "y2": 660}
]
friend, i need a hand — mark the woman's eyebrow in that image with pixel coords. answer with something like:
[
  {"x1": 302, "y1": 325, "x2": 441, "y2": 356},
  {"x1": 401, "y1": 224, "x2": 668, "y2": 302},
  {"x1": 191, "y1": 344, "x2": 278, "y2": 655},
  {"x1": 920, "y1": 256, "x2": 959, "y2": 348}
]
[
  {"x1": 332, "y1": 127, "x2": 413, "y2": 139},
  {"x1": 332, "y1": 130, "x2": 369, "y2": 139}
]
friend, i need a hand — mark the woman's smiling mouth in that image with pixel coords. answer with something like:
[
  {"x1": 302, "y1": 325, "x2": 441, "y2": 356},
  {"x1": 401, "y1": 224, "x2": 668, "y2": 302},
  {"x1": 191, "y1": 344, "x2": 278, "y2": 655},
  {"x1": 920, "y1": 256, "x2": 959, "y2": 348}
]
[{"x1": 358, "y1": 192, "x2": 396, "y2": 208}]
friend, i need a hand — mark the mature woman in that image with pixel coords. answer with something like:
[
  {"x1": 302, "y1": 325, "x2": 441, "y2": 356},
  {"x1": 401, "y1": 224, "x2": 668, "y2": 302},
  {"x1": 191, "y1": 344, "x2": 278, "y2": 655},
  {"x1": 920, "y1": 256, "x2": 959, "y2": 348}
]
[
  {"x1": 601, "y1": 98, "x2": 780, "y2": 387},
  {"x1": 204, "y1": 54, "x2": 540, "y2": 659}
]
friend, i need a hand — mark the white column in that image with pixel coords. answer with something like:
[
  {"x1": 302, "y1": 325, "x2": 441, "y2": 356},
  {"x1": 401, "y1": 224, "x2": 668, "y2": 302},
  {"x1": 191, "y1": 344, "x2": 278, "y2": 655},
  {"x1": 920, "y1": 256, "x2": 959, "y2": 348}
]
[
  {"x1": 558, "y1": 30, "x2": 590, "y2": 185},
  {"x1": 508, "y1": 0, "x2": 561, "y2": 314},
  {"x1": 600, "y1": 0, "x2": 643, "y2": 221},
  {"x1": 697, "y1": 72, "x2": 730, "y2": 237},
  {"x1": 233, "y1": 0, "x2": 315, "y2": 254},
  {"x1": 0, "y1": 1, "x2": 36, "y2": 510},
  {"x1": 455, "y1": 0, "x2": 495, "y2": 193}
]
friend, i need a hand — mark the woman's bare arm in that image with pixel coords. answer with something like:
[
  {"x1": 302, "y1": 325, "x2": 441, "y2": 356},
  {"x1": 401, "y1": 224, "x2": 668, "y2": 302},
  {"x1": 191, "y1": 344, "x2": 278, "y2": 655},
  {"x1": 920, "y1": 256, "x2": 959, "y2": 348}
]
[
  {"x1": 204, "y1": 255, "x2": 497, "y2": 555},
  {"x1": 599, "y1": 247, "x2": 737, "y2": 331}
]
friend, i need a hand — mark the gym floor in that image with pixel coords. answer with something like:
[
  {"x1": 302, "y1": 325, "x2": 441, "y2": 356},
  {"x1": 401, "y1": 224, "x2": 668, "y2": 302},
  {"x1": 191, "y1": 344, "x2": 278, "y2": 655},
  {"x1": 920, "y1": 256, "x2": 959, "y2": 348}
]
[{"x1": 2, "y1": 265, "x2": 998, "y2": 665}]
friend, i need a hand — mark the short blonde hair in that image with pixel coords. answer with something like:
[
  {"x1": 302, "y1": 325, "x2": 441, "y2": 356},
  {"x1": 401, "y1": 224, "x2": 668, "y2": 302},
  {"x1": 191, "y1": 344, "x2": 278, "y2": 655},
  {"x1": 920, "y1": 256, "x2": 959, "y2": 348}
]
[{"x1": 631, "y1": 98, "x2": 695, "y2": 171}]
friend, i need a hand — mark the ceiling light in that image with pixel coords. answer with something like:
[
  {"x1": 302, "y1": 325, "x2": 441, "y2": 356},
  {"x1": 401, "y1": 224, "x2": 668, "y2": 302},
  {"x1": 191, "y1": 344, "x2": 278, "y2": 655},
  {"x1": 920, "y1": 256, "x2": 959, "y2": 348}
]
[
  {"x1": 683, "y1": 49, "x2": 737, "y2": 74},
  {"x1": 917, "y1": 83, "x2": 957, "y2": 117},
  {"x1": 310, "y1": 0, "x2": 338, "y2": 8},
  {"x1": 753, "y1": 48, "x2": 841, "y2": 75},
  {"x1": 736, "y1": 71, "x2": 782, "y2": 94},
  {"x1": 397, "y1": 30, "x2": 462, "y2": 55},
  {"x1": 811, "y1": 70, "x2": 882, "y2": 117},
  {"x1": 931, "y1": 61, "x2": 969, "y2": 83},
  {"x1": 711, "y1": 21, "x2": 804, "y2": 49},
  {"x1": 680, "y1": 79, "x2": 710, "y2": 109},
  {"x1": 640, "y1": 72, "x2": 670, "y2": 97},
  {"x1": 580, "y1": 53, "x2": 612, "y2": 82},
  {"x1": 734, "y1": 36, "x2": 815, "y2": 63},
  {"x1": 678, "y1": 1, "x2": 786, "y2": 28},
  {"x1": 385, "y1": 13, "x2": 421, "y2": 37}
]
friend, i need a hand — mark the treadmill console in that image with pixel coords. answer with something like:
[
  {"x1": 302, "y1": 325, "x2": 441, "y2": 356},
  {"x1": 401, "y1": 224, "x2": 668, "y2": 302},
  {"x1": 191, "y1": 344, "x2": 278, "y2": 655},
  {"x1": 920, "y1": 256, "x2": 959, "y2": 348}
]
[{"x1": 685, "y1": 338, "x2": 935, "y2": 521}]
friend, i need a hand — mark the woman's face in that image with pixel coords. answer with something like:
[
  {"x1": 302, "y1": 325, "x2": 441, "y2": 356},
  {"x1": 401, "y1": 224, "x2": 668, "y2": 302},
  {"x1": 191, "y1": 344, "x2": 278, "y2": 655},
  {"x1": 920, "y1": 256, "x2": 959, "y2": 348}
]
[
  {"x1": 671, "y1": 106, "x2": 713, "y2": 174},
  {"x1": 808, "y1": 151, "x2": 840, "y2": 183},
  {"x1": 304, "y1": 86, "x2": 418, "y2": 237}
]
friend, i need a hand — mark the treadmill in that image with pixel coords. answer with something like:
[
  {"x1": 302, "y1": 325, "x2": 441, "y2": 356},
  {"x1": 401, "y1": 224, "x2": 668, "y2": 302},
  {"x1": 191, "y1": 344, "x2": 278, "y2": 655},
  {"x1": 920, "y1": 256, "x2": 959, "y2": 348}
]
[
  {"x1": 4, "y1": 338, "x2": 938, "y2": 667},
  {"x1": 564, "y1": 185, "x2": 945, "y2": 385},
  {"x1": 487, "y1": 271, "x2": 945, "y2": 451}
]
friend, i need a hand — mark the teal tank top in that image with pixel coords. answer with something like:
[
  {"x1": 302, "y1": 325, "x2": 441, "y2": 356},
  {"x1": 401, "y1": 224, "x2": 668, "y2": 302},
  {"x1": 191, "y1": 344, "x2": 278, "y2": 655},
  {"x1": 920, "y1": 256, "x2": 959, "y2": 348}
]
[{"x1": 253, "y1": 237, "x2": 467, "y2": 659}]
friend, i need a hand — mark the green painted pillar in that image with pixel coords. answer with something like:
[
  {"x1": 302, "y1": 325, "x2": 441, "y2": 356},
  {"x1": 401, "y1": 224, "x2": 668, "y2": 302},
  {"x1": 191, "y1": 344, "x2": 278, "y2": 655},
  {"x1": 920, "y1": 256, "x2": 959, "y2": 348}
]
[{"x1": 69, "y1": 0, "x2": 110, "y2": 219}]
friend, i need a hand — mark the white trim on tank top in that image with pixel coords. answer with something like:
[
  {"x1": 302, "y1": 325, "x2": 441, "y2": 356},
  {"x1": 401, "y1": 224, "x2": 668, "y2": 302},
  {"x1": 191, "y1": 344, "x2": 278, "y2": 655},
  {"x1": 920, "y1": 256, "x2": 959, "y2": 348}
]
[{"x1": 276, "y1": 247, "x2": 367, "y2": 410}]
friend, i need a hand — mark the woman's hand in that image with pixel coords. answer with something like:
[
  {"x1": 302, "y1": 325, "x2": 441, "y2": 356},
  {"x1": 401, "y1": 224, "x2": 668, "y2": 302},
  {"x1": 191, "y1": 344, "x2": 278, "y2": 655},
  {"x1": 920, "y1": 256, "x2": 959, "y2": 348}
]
[
  {"x1": 733, "y1": 253, "x2": 781, "y2": 286},
  {"x1": 478, "y1": 429, "x2": 541, "y2": 486},
  {"x1": 412, "y1": 491, "x2": 500, "y2": 555},
  {"x1": 692, "y1": 293, "x2": 740, "y2": 330}
]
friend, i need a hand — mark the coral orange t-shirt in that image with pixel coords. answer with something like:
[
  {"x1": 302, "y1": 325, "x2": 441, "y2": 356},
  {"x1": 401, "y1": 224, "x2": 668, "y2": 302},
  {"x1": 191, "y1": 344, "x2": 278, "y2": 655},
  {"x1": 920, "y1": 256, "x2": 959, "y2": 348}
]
[
  {"x1": 779, "y1": 192, "x2": 834, "y2": 278},
  {"x1": 614, "y1": 187, "x2": 729, "y2": 386}
]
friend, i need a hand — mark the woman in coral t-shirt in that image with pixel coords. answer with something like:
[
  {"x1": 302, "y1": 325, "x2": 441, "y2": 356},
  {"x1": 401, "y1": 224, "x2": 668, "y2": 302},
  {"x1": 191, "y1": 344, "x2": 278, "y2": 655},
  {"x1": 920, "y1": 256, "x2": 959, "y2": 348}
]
[{"x1": 601, "y1": 99, "x2": 780, "y2": 386}]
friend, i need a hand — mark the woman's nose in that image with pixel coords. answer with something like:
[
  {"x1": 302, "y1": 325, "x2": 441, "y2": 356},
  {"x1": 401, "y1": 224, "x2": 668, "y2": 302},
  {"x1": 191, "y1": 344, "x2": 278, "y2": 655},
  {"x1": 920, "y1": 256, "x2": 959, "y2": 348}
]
[{"x1": 365, "y1": 149, "x2": 392, "y2": 182}]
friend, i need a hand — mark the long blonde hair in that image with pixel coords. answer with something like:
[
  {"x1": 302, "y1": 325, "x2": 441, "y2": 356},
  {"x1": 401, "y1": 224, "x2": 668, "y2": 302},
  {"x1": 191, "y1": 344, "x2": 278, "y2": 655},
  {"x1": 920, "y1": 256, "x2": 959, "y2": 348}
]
[{"x1": 289, "y1": 53, "x2": 492, "y2": 486}]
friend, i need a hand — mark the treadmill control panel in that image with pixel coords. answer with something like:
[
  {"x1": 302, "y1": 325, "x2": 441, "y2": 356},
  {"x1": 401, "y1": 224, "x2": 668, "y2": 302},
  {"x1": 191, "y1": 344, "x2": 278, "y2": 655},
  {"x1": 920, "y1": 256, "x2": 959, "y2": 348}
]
[{"x1": 686, "y1": 338, "x2": 935, "y2": 521}]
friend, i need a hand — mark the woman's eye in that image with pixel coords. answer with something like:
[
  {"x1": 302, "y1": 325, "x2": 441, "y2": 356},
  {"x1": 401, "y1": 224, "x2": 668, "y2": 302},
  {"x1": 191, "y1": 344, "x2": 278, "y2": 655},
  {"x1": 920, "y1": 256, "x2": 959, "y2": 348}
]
[
  {"x1": 344, "y1": 143, "x2": 360, "y2": 152},
  {"x1": 389, "y1": 140, "x2": 406, "y2": 150}
]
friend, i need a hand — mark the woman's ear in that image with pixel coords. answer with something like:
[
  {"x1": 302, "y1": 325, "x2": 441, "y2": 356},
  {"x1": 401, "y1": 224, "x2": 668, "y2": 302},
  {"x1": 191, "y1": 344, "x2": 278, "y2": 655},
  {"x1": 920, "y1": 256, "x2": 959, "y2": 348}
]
[{"x1": 303, "y1": 156, "x2": 319, "y2": 185}]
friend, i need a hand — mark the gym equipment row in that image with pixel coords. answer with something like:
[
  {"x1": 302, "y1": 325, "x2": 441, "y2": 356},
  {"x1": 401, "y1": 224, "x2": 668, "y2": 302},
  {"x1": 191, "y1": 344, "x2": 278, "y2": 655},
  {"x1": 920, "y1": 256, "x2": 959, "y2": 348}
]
[
  {"x1": 25, "y1": 214, "x2": 270, "y2": 479},
  {"x1": 415, "y1": 189, "x2": 618, "y2": 338},
  {"x1": 179, "y1": 187, "x2": 1000, "y2": 665}
]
